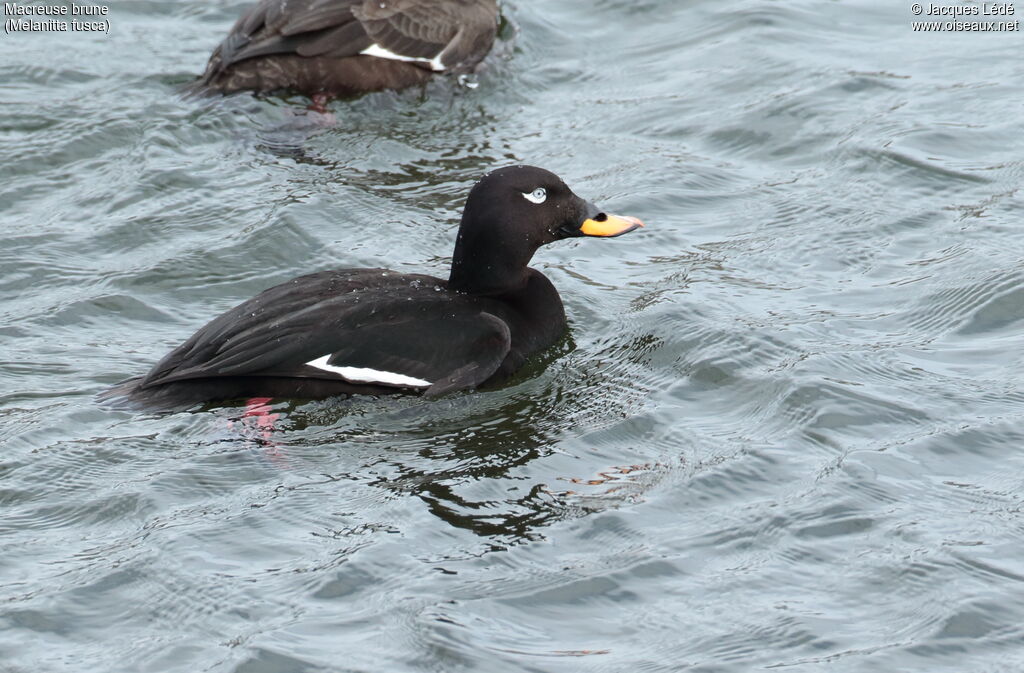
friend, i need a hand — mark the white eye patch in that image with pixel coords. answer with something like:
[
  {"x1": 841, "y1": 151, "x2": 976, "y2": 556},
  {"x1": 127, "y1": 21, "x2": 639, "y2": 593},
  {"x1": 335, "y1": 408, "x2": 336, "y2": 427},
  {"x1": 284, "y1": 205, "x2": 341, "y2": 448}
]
[{"x1": 522, "y1": 187, "x2": 547, "y2": 204}]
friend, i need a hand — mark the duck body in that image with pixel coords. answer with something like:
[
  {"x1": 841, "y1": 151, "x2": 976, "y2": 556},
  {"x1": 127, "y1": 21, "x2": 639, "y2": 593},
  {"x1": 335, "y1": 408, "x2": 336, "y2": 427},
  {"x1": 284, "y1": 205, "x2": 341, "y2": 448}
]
[
  {"x1": 191, "y1": 0, "x2": 499, "y2": 96},
  {"x1": 106, "y1": 166, "x2": 643, "y2": 409}
]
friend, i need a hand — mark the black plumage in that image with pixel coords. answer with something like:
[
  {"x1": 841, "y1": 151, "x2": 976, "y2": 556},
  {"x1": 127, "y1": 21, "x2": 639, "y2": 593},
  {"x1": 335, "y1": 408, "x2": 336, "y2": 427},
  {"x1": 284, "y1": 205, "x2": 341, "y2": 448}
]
[
  {"x1": 190, "y1": 0, "x2": 499, "y2": 96},
  {"x1": 105, "y1": 166, "x2": 643, "y2": 409}
]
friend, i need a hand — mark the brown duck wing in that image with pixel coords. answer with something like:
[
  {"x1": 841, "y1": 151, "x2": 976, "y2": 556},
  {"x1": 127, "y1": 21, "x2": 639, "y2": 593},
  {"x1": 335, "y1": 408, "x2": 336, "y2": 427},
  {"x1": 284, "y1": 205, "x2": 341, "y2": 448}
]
[
  {"x1": 353, "y1": 0, "x2": 498, "y2": 71},
  {"x1": 213, "y1": 0, "x2": 370, "y2": 68},
  {"x1": 208, "y1": 0, "x2": 496, "y2": 70}
]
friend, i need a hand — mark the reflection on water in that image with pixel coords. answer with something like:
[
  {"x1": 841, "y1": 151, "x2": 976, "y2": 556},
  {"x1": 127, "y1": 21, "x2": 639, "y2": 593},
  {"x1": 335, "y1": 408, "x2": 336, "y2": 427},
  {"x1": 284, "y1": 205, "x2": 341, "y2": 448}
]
[{"x1": 246, "y1": 334, "x2": 644, "y2": 545}]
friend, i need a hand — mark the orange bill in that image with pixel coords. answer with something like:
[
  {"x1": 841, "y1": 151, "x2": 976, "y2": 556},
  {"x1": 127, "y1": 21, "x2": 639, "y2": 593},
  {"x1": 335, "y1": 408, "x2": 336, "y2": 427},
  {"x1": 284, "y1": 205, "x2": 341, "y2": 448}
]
[{"x1": 580, "y1": 214, "x2": 645, "y2": 237}]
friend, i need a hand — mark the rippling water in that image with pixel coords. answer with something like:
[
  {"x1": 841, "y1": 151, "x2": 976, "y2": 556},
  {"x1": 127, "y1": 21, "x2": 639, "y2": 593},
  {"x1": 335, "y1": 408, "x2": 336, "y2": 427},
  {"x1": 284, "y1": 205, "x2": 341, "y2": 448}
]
[{"x1": 4, "y1": 0, "x2": 1024, "y2": 671}]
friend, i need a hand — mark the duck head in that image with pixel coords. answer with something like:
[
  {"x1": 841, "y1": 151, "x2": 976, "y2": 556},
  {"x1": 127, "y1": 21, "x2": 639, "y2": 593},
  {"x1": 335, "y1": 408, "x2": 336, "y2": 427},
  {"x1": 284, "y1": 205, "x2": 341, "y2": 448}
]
[{"x1": 448, "y1": 165, "x2": 644, "y2": 296}]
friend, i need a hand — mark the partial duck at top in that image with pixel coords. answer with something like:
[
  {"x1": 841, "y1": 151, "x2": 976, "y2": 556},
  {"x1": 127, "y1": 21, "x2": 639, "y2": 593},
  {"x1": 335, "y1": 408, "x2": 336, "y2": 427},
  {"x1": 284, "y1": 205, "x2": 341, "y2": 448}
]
[{"x1": 189, "y1": 0, "x2": 500, "y2": 98}]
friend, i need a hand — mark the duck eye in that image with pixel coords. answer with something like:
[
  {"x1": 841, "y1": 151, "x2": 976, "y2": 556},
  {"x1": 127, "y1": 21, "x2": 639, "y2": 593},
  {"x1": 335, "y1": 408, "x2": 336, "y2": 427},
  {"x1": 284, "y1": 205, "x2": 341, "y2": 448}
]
[{"x1": 522, "y1": 187, "x2": 547, "y2": 204}]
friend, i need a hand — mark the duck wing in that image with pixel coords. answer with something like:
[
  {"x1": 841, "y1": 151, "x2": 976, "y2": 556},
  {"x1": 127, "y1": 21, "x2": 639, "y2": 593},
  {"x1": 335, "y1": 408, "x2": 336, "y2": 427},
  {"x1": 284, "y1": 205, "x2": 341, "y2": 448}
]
[
  {"x1": 353, "y1": 0, "x2": 498, "y2": 71},
  {"x1": 209, "y1": 0, "x2": 497, "y2": 75},
  {"x1": 139, "y1": 270, "x2": 511, "y2": 397},
  {"x1": 211, "y1": 0, "x2": 370, "y2": 70}
]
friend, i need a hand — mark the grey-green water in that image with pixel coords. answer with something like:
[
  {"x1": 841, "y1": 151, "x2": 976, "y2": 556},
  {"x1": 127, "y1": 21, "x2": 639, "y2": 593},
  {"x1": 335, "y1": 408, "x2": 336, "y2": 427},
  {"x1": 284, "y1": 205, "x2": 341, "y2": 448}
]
[{"x1": 4, "y1": 1, "x2": 1024, "y2": 671}]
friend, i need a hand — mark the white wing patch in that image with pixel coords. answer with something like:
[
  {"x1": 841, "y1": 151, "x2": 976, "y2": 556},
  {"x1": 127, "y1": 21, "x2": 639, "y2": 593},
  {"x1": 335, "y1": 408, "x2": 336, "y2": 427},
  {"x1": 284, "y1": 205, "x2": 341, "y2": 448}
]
[
  {"x1": 306, "y1": 355, "x2": 432, "y2": 388},
  {"x1": 360, "y1": 44, "x2": 445, "y2": 72}
]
